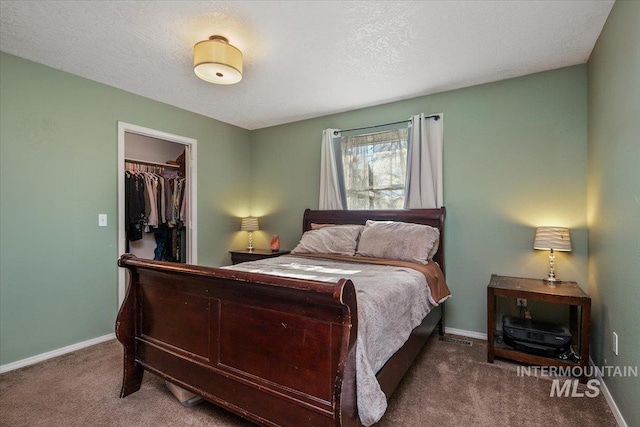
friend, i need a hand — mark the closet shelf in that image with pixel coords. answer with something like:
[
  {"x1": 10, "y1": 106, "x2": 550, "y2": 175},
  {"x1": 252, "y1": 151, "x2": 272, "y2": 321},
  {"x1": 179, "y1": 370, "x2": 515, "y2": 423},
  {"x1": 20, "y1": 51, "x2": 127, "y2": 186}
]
[{"x1": 125, "y1": 157, "x2": 180, "y2": 168}]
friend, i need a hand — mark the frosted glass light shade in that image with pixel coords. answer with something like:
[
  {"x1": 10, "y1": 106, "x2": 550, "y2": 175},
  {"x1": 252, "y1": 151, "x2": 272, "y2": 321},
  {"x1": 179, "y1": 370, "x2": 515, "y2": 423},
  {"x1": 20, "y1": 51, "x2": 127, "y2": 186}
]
[{"x1": 194, "y1": 36, "x2": 242, "y2": 85}]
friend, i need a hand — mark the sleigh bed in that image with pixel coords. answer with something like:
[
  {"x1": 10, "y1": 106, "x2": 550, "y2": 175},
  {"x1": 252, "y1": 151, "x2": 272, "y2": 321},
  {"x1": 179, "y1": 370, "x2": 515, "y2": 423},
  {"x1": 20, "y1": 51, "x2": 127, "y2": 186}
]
[{"x1": 116, "y1": 208, "x2": 448, "y2": 426}]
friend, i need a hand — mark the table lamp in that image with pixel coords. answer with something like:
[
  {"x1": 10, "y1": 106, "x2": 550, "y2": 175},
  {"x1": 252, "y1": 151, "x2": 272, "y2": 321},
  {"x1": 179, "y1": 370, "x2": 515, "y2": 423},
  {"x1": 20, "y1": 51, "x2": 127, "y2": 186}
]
[
  {"x1": 241, "y1": 217, "x2": 259, "y2": 252},
  {"x1": 534, "y1": 226, "x2": 572, "y2": 284}
]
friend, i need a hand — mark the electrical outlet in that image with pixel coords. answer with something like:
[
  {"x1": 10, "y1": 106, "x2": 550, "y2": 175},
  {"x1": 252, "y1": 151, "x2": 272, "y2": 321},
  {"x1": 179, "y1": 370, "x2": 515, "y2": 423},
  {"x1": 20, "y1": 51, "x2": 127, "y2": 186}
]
[
  {"x1": 517, "y1": 298, "x2": 527, "y2": 307},
  {"x1": 613, "y1": 332, "x2": 618, "y2": 355}
]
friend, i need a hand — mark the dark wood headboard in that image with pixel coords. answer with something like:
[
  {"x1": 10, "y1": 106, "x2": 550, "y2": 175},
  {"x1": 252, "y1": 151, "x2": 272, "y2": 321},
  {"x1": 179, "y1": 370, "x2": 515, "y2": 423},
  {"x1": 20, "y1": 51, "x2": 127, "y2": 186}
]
[{"x1": 302, "y1": 208, "x2": 446, "y2": 274}]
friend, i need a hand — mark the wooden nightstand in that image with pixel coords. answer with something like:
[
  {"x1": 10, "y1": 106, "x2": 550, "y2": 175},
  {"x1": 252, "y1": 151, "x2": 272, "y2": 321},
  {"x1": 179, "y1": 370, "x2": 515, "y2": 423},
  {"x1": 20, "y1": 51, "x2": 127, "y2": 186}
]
[
  {"x1": 229, "y1": 249, "x2": 290, "y2": 265},
  {"x1": 487, "y1": 274, "x2": 591, "y2": 383}
]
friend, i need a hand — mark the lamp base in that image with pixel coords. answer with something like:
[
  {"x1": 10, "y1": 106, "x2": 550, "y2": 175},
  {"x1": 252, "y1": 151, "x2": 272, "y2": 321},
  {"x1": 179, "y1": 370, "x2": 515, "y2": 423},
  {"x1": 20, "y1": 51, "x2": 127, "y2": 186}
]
[
  {"x1": 543, "y1": 276, "x2": 562, "y2": 285},
  {"x1": 543, "y1": 248, "x2": 561, "y2": 285},
  {"x1": 247, "y1": 231, "x2": 254, "y2": 252}
]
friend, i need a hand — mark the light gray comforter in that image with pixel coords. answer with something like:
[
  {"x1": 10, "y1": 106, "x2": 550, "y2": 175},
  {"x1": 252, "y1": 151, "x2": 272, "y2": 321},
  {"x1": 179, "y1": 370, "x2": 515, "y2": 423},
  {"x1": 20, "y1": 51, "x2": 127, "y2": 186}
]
[{"x1": 223, "y1": 255, "x2": 437, "y2": 426}]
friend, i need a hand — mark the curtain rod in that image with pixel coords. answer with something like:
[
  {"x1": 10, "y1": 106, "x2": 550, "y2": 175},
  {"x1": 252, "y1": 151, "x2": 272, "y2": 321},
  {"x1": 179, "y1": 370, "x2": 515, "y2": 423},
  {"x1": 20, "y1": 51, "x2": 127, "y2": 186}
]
[
  {"x1": 334, "y1": 114, "x2": 441, "y2": 136},
  {"x1": 125, "y1": 157, "x2": 179, "y2": 168}
]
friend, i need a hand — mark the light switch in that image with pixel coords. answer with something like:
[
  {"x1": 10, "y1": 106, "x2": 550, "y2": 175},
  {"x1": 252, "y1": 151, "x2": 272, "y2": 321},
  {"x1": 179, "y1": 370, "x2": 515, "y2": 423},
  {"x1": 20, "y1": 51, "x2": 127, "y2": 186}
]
[{"x1": 98, "y1": 214, "x2": 107, "y2": 227}]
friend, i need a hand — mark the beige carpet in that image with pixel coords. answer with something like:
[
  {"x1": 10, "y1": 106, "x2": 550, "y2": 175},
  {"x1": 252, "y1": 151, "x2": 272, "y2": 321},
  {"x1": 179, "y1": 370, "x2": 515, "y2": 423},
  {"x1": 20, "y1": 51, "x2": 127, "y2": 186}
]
[{"x1": 0, "y1": 335, "x2": 616, "y2": 426}]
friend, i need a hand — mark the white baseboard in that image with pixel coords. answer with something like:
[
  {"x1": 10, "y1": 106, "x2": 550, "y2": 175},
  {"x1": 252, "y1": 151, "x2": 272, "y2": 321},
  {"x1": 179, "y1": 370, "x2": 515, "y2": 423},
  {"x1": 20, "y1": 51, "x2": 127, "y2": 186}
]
[
  {"x1": 590, "y1": 357, "x2": 628, "y2": 427},
  {"x1": 445, "y1": 327, "x2": 488, "y2": 341},
  {"x1": 0, "y1": 333, "x2": 116, "y2": 374}
]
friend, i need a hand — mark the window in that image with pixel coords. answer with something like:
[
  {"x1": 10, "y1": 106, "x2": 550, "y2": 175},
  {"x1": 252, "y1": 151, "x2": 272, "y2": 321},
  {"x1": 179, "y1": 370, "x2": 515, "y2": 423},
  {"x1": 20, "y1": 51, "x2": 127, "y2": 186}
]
[
  {"x1": 340, "y1": 127, "x2": 408, "y2": 209},
  {"x1": 320, "y1": 115, "x2": 442, "y2": 211}
]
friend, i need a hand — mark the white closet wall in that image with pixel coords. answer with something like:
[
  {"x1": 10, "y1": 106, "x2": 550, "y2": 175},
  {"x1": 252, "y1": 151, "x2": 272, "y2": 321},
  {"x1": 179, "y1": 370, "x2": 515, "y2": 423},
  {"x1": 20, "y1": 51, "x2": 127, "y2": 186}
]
[{"x1": 125, "y1": 133, "x2": 185, "y2": 164}]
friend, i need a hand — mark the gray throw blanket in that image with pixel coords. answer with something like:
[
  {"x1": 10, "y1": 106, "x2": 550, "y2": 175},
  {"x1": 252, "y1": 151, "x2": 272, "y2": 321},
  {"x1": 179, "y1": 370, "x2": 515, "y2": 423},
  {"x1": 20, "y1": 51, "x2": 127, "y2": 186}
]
[{"x1": 224, "y1": 255, "x2": 437, "y2": 426}]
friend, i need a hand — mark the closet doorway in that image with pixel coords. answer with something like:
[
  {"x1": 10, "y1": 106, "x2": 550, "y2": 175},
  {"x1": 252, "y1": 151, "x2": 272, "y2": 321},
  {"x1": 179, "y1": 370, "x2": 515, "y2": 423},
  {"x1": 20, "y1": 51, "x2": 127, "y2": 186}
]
[{"x1": 117, "y1": 122, "x2": 198, "y2": 307}]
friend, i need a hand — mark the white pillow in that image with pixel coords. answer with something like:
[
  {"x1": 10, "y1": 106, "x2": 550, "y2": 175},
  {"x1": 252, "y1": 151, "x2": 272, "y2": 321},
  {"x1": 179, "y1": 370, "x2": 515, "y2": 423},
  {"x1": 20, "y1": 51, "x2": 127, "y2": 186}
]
[
  {"x1": 291, "y1": 225, "x2": 363, "y2": 256},
  {"x1": 356, "y1": 220, "x2": 440, "y2": 265}
]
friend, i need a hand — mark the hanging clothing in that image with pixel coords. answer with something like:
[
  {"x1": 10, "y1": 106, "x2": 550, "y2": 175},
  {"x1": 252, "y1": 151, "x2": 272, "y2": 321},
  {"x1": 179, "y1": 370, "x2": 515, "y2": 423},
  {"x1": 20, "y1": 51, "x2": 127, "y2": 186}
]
[
  {"x1": 124, "y1": 162, "x2": 187, "y2": 243},
  {"x1": 153, "y1": 224, "x2": 172, "y2": 261},
  {"x1": 124, "y1": 171, "x2": 146, "y2": 242}
]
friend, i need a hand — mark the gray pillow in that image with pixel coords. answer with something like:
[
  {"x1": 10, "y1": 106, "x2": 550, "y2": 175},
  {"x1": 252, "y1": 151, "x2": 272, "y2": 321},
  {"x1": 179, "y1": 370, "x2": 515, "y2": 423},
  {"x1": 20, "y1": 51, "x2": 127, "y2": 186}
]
[
  {"x1": 291, "y1": 225, "x2": 363, "y2": 256},
  {"x1": 356, "y1": 220, "x2": 440, "y2": 264}
]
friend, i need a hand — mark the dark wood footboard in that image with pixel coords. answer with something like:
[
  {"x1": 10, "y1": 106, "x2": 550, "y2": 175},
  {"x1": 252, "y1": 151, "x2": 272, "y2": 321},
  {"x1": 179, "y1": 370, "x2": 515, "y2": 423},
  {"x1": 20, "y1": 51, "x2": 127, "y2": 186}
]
[
  {"x1": 116, "y1": 254, "x2": 360, "y2": 426},
  {"x1": 116, "y1": 208, "x2": 446, "y2": 426}
]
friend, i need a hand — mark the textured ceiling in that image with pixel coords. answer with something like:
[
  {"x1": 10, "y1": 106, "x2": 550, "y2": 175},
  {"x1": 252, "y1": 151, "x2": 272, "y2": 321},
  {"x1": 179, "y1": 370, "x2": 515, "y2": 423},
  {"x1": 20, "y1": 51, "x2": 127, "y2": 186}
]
[{"x1": 0, "y1": 1, "x2": 614, "y2": 130}]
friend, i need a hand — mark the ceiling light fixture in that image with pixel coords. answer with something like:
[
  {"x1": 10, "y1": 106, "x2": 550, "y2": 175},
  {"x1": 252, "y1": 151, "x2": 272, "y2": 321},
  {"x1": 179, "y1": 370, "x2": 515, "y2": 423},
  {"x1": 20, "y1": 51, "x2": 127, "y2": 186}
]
[{"x1": 193, "y1": 35, "x2": 243, "y2": 85}]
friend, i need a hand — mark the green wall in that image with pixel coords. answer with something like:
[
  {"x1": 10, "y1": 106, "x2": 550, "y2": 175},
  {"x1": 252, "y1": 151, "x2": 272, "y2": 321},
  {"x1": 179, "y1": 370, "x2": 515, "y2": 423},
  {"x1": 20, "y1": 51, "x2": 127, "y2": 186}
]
[
  {"x1": 251, "y1": 65, "x2": 589, "y2": 333},
  {"x1": 587, "y1": 1, "x2": 640, "y2": 425},
  {"x1": 0, "y1": 52, "x2": 251, "y2": 365}
]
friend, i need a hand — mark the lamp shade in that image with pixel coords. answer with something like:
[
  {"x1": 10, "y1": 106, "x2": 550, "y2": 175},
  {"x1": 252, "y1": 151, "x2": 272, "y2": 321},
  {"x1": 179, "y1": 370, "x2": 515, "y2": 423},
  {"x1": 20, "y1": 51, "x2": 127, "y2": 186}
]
[
  {"x1": 194, "y1": 35, "x2": 242, "y2": 85},
  {"x1": 533, "y1": 227, "x2": 572, "y2": 251},
  {"x1": 240, "y1": 217, "x2": 259, "y2": 232}
]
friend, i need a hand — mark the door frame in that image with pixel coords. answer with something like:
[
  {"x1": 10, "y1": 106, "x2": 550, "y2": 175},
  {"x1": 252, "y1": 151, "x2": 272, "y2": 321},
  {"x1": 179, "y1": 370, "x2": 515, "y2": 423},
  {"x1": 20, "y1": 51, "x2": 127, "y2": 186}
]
[{"x1": 117, "y1": 121, "x2": 198, "y2": 307}]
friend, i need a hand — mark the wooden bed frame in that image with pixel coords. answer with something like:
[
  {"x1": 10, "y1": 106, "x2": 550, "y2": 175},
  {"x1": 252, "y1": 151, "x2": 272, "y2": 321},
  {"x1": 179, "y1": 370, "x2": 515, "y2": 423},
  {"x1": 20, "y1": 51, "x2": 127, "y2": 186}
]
[{"x1": 116, "y1": 208, "x2": 446, "y2": 426}]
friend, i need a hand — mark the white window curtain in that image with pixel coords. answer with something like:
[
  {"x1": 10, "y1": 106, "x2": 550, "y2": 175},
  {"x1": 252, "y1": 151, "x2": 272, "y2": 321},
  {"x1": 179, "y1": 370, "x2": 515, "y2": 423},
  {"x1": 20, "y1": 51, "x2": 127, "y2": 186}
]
[
  {"x1": 320, "y1": 114, "x2": 442, "y2": 210},
  {"x1": 403, "y1": 113, "x2": 444, "y2": 208},
  {"x1": 319, "y1": 129, "x2": 347, "y2": 209}
]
